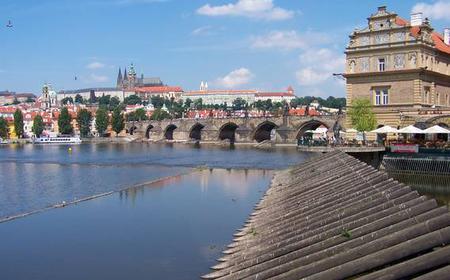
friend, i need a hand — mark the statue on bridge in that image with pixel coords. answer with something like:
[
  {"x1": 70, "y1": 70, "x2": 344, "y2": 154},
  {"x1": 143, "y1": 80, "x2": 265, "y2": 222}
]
[{"x1": 333, "y1": 121, "x2": 342, "y2": 145}]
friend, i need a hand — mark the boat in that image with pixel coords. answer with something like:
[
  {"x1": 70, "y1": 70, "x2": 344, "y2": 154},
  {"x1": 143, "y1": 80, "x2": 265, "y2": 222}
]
[{"x1": 33, "y1": 136, "x2": 82, "y2": 144}]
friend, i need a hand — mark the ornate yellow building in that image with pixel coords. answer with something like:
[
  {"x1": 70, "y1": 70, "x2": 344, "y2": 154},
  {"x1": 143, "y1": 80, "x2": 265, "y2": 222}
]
[{"x1": 344, "y1": 6, "x2": 450, "y2": 127}]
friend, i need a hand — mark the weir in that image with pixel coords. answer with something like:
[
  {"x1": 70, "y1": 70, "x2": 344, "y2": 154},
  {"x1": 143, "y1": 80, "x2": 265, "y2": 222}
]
[{"x1": 203, "y1": 150, "x2": 450, "y2": 279}]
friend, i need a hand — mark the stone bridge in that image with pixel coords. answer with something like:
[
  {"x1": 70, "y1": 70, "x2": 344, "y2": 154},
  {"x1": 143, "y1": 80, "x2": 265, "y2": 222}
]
[{"x1": 125, "y1": 115, "x2": 343, "y2": 144}]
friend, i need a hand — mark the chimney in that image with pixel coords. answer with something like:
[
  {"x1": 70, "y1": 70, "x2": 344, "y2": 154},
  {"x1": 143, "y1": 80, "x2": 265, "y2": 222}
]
[
  {"x1": 411, "y1": 12, "x2": 423, "y2": 26},
  {"x1": 444, "y1": 28, "x2": 450, "y2": 45}
]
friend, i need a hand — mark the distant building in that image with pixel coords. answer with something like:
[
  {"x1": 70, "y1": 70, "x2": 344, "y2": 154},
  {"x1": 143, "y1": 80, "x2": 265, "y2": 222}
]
[
  {"x1": 0, "y1": 91, "x2": 36, "y2": 105},
  {"x1": 344, "y1": 6, "x2": 450, "y2": 126},
  {"x1": 116, "y1": 63, "x2": 163, "y2": 89},
  {"x1": 182, "y1": 83, "x2": 295, "y2": 106},
  {"x1": 58, "y1": 87, "x2": 128, "y2": 102},
  {"x1": 134, "y1": 86, "x2": 184, "y2": 102}
]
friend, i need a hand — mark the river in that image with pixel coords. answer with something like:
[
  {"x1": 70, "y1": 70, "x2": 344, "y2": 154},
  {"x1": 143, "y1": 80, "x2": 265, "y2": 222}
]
[
  {"x1": 0, "y1": 143, "x2": 448, "y2": 279},
  {"x1": 0, "y1": 143, "x2": 311, "y2": 280}
]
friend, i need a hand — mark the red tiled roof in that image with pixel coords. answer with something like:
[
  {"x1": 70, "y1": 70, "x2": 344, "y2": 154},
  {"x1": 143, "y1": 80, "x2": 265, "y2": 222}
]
[
  {"x1": 255, "y1": 92, "x2": 295, "y2": 97},
  {"x1": 135, "y1": 86, "x2": 183, "y2": 93},
  {"x1": 396, "y1": 16, "x2": 450, "y2": 55}
]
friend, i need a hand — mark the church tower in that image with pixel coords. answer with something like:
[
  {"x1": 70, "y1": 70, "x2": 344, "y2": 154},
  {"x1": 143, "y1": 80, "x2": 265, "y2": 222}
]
[
  {"x1": 41, "y1": 84, "x2": 50, "y2": 109},
  {"x1": 116, "y1": 68, "x2": 123, "y2": 88},
  {"x1": 128, "y1": 63, "x2": 137, "y2": 88}
]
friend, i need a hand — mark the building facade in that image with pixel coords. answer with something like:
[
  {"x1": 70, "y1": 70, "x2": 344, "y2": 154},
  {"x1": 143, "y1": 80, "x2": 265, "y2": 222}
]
[
  {"x1": 344, "y1": 6, "x2": 450, "y2": 126},
  {"x1": 182, "y1": 84, "x2": 295, "y2": 106}
]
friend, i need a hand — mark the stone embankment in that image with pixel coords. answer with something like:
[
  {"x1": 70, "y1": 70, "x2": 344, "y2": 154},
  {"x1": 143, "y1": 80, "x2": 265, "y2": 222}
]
[{"x1": 203, "y1": 150, "x2": 450, "y2": 279}]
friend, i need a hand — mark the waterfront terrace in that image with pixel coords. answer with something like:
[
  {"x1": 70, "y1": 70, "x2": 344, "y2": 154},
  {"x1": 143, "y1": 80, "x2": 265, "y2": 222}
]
[{"x1": 203, "y1": 150, "x2": 450, "y2": 279}]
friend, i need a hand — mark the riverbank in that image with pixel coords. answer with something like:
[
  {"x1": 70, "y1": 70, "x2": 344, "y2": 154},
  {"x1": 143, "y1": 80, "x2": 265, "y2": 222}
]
[{"x1": 204, "y1": 151, "x2": 450, "y2": 279}]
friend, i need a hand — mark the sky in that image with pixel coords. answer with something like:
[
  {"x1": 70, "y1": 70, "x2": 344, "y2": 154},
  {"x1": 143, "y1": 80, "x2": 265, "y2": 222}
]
[{"x1": 1, "y1": 0, "x2": 449, "y2": 97}]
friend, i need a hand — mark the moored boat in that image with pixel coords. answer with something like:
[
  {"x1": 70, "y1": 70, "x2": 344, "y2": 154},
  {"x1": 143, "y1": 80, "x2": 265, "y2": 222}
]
[{"x1": 33, "y1": 136, "x2": 82, "y2": 144}]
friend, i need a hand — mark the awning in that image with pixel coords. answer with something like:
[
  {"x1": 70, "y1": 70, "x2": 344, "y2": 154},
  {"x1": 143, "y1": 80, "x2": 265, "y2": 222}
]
[
  {"x1": 423, "y1": 125, "x2": 450, "y2": 134},
  {"x1": 397, "y1": 125, "x2": 424, "y2": 134},
  {"x1": 371, "y1": 125, "x2": 398, "y2": 134}
]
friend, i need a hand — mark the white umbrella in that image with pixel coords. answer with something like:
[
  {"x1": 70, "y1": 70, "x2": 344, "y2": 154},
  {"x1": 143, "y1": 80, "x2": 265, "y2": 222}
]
[
  {"x1": 397, "y1": 125, "x2": 424, "y2": 134},
  {"x1": 423, "y1": 125, "x2": 450, "y2": 134},
  {"x1": 371, "y1": 125, "x2": 398, "y2": 133},
  {"x1": 346, "y1": 128, "x2": 358, "y2": 132}
]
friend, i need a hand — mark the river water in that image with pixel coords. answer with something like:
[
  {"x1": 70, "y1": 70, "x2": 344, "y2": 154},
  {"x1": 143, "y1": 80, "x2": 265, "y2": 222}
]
[
  {"x1": 1, "y1": 144, "x2": 448, "y2": 279},
  {"x1": 0, "y1": 143, "x2": 312, "y2": 280}
]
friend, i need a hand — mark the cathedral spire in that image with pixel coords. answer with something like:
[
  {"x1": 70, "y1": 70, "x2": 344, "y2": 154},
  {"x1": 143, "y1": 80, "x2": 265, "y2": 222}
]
[
  {"x1": 124, "y1": 67, "x2": 128, "y2": 81},
  {"x1": 117, "y1": 68, "x2": 123, "y2": 88}
]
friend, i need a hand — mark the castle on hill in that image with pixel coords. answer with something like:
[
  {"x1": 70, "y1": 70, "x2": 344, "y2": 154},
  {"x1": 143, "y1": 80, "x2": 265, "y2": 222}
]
[{"x1": 116, "y1": 63, "x2": 163, "y2": 89}]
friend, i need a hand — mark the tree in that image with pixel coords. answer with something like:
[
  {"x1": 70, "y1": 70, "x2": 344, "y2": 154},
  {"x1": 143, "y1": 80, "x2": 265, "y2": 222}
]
[
  {"x1": 95, "y1": 108, "x2": 109, "y2": 136},
  {"x1": 194, "y1": 98, "x2": 203, "y2": 110},
  {"x1": 77, "y1": 109, "x2": 92, "y2": 137},
  {"x1": 134, "y1": 108, "x2": 147, "y2": 121},
  {"x1": 58, "y1": 107, "x2": 73, "y2": 135},
  {"x1": 150, "y1": 108, "x2": 171, "y2": 121},
  {"x1": 0, "y1": 117, "x2": 8, "y2": 139},
  {"x1": 32, "y1": 115, "x2": 45, "y2": 137},
  {"x1": 61, "y1": 97, "x2": 74, "y2": 105},
  {"x1": 109, "y1": 97, "x2": 120, "y2": 110},
  {"x1": 127, "y1": 108, "x2": 148, "y2": 121},
  {"x1": 13, "y1": 109, "x2": 24, "y2": 138},
  {"x1": 123, "y1": 95, "x2": 142, "y2": 105},
  {"x1": 184, "y1": 98, "x2": 192, "y2": 109},
  {"x1": 12, "y1": 97, "x2": 20, "y2": 105},
  {"x1": 348, "y1": 98, "x2": 377, "y2": 142},
  {"x1": 111, "y1": 107, "x2": 124, "y2": 136},
  {"x1": 232, "y1": 98, "x2": 248, "y2": 111},
  {"x1": 75, "y1": 94, "x2": 84, "y2": 104},
  {"x1": 151, "y1": 96, "x2": 165, "y2": 108},
  {"x1": 98, "y1": 95, "x2": 111, "y2": 106}
]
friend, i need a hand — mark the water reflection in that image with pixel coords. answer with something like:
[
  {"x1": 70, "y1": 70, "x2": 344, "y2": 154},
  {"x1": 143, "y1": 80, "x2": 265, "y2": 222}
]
[
  {"x1": 0, "y1": 169, "x2": 272, "y2": 280},
  {"x1": 0, "y1": 143, "x2": 309, "y2": 219}
]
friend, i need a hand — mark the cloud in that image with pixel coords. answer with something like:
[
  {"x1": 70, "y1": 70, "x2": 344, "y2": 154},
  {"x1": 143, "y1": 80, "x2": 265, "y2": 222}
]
[
  {"x1": 90, "y1": 74, "x2": 109, "y2": 83},
  {"x1": 250, "y1": 30, "x2": 330, "y2": 50},
  {"x1": 214, "y1": 68, "x2": 253, "y2": 88},
  {"x1": 86, "y1": 62, "x2": 105, "y2": 69},
  {"x1": 412, "y1": 1, "x2": 450, "y2": 21},
  {"x1": 192, "y1": 26, "x2": 213, "y2": 36},
  {"x1": 197, "y1": 0, "x2": 294, "y2": 21},
  {"x1": 295, "y1": 48, "x2": 345, "y2": 86}
]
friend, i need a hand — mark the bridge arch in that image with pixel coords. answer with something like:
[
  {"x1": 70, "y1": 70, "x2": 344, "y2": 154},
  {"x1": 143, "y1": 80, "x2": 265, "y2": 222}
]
[
  {"x1": 253, "y1": 121, "x2": 278, "y2": 143},
  {"x1": 129, "y1": 125, "x2": 138, "y2": 135},
  {"x1": 164, "y1": 124, "x2": 177, "y2": 140},
  {"x1": 189, "y1": 123, "x2": 205, "y2": 141},
  {"x1": 145, "y1": 124, "x2": 154, "y2": 139},
  {"x1": 219, "y1": 122, "x2": 239, "y2": 143},
  {"x1": 296, "y1": 120, "x2": 329, "y2": 139}
]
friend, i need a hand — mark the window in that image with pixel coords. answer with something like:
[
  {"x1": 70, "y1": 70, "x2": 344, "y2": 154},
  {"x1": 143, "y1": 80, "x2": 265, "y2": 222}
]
[
  {"x1": 436, "y1": 92, "x2": 440, "y2": 105},
  {"x1": 423, "y1": 87, "x2": 430, "y2": 104},
  {"x1": 374, "y1": 88, "x2": 389, "y2": 105},
  {"x1": 378, "y1": 58, "x2": 386, "y2": 71},
  {"x1": 382, "y1": 90, "x2": 389, "y2": 104},
  {"x1": 375, "y1": 91, "x2": 381, "y2": 105}
]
